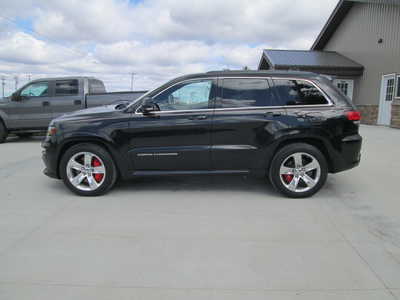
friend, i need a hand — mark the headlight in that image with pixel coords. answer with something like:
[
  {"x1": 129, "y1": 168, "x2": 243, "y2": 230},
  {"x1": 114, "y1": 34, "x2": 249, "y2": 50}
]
[{"x1": 46, "y1": 124, "x2": 57, "y2": 138}]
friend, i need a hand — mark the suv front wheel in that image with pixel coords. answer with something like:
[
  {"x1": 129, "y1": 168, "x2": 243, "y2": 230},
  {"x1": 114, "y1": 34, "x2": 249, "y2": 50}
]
[
  {"x1": 60, "y1": 143, "x2": 117, "y2": 196},
  {"x1": 269, "y1": 143, "x2": 328, "y2": 198}
]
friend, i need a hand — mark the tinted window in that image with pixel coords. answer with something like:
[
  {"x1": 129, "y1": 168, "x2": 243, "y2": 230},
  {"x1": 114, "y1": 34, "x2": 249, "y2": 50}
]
[
  {"x1": 89, "y1": 79, "x2": 106, "y2": 94},
  {"x1": 55, "y1": 80, "x2": 78, "y2": 96},
  {"x1": 272, "y1": 79, "x2": 328, "y2": 106},
  {"x1": 20, "y1": 82, "x2": 48, "y2": 97},
  {"x1": 218, "y1": 78, "x2": 273, "y2": 108},
  {"x1": 153, "y1": 80, "x2": 213, "y2": 111}
]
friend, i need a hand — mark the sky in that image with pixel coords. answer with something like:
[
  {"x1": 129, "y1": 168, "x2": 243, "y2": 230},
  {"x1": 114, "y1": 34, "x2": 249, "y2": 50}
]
[{"x1": 0, "y1": 0, "x2": 339, "y2": 96}]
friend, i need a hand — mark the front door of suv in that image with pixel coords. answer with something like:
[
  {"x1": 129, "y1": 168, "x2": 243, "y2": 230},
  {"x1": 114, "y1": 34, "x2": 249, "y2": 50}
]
[
  {"x1": 211, "y1": 77, "x2": 286, "y2": 172},
  {"x1": 128, "y1": 79, "x2": 216, "y2": 172}
]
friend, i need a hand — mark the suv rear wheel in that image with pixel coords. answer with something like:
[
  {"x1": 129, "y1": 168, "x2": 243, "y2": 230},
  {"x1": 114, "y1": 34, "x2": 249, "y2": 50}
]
[
  {"x1": 269, "y1": 143, "x2": 328, "y2": 198},
  {"x1": 60, "y1": 143, "x2": 117, "y2": 196}
]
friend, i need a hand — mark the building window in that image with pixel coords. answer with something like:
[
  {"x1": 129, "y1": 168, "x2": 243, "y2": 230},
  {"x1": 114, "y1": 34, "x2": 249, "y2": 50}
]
[
  {"x1": 385, "y1": 78, "x2": 395, "y2": 101},
  {"x1": 396, "y1": 75, "x2": 400, "y2": 98}
]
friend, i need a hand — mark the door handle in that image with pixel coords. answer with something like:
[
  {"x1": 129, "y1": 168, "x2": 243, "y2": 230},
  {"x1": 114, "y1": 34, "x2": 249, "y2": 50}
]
[
  {"x1": 42, "y1": 101, "x2": 50, "y2": 107},
  {"x1": 74, "y1": 100, "x2": 82, "y2": 105},
  {"x1": 188, "y1": 115, "x2": 207, "y2": 120}
]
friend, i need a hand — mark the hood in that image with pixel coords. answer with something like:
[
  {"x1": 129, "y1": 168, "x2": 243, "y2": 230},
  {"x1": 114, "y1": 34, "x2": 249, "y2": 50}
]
[
  {"x1": 54, "y1": 103, "x2": 126, "y2": 122},
  {"x1": 0, "y1": 97, "x2": 11, "y2": 104}
]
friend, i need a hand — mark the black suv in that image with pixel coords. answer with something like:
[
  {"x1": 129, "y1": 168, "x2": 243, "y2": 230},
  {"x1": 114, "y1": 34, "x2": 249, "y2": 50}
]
[{"x1": 42, "y1": 71, "x2": 362, "y2": 198}]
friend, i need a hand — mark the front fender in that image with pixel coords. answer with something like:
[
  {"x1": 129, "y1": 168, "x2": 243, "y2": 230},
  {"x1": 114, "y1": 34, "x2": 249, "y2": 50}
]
[{"x1": 56, "y1": 133, "x2": 132, "y2": 180}]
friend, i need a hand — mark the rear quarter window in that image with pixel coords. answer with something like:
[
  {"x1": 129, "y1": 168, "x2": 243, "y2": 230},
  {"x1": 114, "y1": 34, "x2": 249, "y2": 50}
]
[
  {"x1": 89, "y1": 79, "x2": 106, "y2": 94},
  {"x1": 272, "y1": 79, "x2": 329, "y2": 106}
]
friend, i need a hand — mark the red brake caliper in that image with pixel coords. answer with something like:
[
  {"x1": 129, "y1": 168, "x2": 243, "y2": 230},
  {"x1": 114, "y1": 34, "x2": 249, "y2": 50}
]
[
  {"x1": 282, "y1": 174, "x2": 294, "y2": 184},
  {"x1": 92, "y1": 157, "x2": 104, "y2": 183}
]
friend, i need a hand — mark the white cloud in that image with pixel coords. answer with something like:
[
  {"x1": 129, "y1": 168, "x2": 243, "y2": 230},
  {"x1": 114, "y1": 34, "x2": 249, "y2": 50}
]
[
  {"x1": 0, "y1": 0, "x2": 339, "y2": 94},
  {"x1": 0, "y1": 32, "x2": 79, "y2": 65}
]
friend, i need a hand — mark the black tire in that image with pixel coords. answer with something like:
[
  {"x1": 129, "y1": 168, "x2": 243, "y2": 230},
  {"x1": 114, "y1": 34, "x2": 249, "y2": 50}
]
[
  {"x1": 0, "y1": 121, "x2": 7, "y2": 144},
  {"x1": 269, "y1": 143, "x2": 328, "y2": 198},
  {"x1": 16, "y1": 132, "x2": 32, "y2": 138},
  {"x1": 60, "y1": 143, "x2": 118, "y2": 196}
]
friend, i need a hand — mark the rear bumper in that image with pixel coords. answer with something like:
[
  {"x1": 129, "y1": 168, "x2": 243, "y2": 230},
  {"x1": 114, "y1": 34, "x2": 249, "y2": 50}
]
[{"x1": 330, "y1": 134, "x2": 362, "y2": 173}]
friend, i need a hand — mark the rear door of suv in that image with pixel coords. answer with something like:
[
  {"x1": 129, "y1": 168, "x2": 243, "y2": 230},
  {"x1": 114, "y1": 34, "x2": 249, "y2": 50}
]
[{"x1": 210, "y1": 77, "x2": 286, "y2": 172}]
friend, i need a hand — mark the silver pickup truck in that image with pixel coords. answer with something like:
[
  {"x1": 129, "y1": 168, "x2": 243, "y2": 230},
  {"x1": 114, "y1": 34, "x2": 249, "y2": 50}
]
[{"x1": 0, "y1": 76, "x2": 146, "y2": 143}]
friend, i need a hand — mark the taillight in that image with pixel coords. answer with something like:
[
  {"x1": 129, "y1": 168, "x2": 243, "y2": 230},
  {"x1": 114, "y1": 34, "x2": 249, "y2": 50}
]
[{"x1": 346, "y1": 111, "x2": 361, "y2": 121}]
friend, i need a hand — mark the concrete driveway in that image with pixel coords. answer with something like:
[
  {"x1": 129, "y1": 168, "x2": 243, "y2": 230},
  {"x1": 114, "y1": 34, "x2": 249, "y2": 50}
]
[{"x1": 0, "y1": 125, "x2": 399, "y2": 300}]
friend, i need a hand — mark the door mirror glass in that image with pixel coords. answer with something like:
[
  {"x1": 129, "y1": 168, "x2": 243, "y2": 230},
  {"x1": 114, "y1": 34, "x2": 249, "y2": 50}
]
[{"x1": 11, "y1": 93, "x2": 20, "y2": 101}]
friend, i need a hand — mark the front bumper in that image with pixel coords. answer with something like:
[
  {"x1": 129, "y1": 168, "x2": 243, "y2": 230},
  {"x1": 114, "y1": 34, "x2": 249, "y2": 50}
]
[{"x1": 42, "y1": 141, "x2": 60, "y2": 179}]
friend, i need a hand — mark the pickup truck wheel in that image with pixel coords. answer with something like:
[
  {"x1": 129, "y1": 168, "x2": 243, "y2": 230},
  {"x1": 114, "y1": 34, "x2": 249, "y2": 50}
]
[
  {"x1": 60, "y1": 143, "x2": 117, "y2": 196},
  {"x1": 0, "y1": 122, "x2": 8, "y2": 143},
  {"x1": 16, "y1": 133, "x2": 32, "y2": 138},
  {"x1": 269, "y1": 143, "x2": 328, "y2": 198}
]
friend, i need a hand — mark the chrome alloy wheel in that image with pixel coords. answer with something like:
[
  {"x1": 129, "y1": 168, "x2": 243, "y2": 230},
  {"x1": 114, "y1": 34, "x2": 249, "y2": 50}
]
[
  {"x1": 66, "y1": 152, "x2": 106, "y2": 192},
  {"x1": 279, "y1": 152, "x2": 321, "y2": 193}
]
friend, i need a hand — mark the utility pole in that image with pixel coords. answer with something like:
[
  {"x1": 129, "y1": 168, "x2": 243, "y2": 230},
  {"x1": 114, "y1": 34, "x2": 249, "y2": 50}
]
[
  {"x1": 1, "y1": 76, "x2": 5, "y2": 99},
  {"x1": 14, "y1": 75, "x2": 19, "y2": 91},
  {"x1": 130, "y1": 72, "x2": 135, "y2": 91},
  {"x1": 27, "y1": 74, "x2": 32, "y2": 82}
]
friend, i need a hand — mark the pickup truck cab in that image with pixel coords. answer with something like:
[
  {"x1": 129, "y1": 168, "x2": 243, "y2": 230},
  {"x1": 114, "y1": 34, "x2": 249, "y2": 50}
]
[
  {"x1": 0, "y1": 76, "x2": 145, "y2": 142},
  {"x1": 42, "y1": 70, "x2": 362, "y2": 198}
]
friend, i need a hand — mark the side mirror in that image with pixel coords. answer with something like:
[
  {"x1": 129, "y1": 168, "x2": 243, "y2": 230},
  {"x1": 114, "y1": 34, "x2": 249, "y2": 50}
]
[
  {"x1": 11, "y1": 93, "x2": 20, "y2": 101},
  {"x1": 141, "y1": 102, "x2": 159, "y2": 115}
]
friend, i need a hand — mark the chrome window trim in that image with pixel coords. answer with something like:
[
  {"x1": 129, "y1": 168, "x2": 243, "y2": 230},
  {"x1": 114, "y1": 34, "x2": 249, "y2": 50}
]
[{"x1": 134, "y1": 76, "x2": 334, "y2": 115}]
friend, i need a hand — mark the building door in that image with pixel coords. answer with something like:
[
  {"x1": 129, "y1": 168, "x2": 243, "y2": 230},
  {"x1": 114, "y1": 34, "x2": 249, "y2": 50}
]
[
  {"x1": 333, "y1": 79, "x2": 354, "y2": 101},
  {"x1": 378, "y1": 74, "x2": 395, "y2": 126}
]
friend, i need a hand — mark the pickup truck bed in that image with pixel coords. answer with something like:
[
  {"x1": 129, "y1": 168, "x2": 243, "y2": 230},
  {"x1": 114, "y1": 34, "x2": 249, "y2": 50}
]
[{"x1": 86, "y1": 91, "x2": 146, "y2": 108}]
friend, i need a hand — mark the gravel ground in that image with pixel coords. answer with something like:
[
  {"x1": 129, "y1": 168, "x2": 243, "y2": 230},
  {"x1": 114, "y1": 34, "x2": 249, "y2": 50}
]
[{"x1": 0, "y1": 125, "x2": 399, "y2": 300}]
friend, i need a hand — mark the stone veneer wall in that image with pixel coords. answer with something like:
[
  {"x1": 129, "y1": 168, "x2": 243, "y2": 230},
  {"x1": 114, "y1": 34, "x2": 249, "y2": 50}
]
[
  {"x1": 356, "y1": 105, "x2": 379, "y2": 125},
  {"x1": 391, "y1": 103, "x2": 400, "y2": 128}
]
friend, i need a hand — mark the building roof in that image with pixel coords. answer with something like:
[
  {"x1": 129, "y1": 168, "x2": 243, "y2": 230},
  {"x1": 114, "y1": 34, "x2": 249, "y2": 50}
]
[
  {"x1": 312, "y1": 0, "x2": 400, "y2": 50},
  {"x1": 258, "y1": 49, "x2": 364, "y2": 76}
]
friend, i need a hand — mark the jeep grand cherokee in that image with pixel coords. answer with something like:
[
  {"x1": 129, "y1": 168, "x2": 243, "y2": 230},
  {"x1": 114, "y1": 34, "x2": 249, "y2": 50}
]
[{"x1": 42, "y1": 71, "x2": 362, "y2": 198}]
